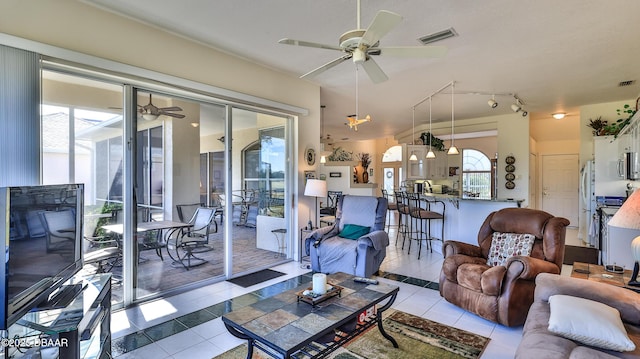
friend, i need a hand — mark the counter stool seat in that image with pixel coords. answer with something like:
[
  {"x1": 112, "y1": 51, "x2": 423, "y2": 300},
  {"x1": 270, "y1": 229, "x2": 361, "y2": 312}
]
[{"x1": 407, "y1": 193, "x2": 445, "y2": 259}]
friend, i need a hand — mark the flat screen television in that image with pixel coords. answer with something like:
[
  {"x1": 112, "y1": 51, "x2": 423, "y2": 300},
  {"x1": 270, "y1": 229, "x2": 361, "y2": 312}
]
[{"x1": 0, "y1": 184, "x2": 84, "y2": 330}]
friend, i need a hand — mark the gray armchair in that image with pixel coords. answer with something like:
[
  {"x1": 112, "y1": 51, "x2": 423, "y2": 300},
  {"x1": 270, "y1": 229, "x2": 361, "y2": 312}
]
[{"x1": 306, "y1": 195, "x2": 388, "y2": 278}]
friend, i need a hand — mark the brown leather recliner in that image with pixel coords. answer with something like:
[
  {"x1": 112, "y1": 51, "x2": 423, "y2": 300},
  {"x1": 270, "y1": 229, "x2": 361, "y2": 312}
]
[{"x1": 439, "y1": 207, "x2": 570, "y2": 327}]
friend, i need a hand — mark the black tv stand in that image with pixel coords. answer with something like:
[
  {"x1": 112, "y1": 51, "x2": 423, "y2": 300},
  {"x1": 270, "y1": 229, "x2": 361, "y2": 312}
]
[
  {"x1": 4, "y1": 273, "x2": 111, "y2": 359},
  {"x1": 37, "y1": 283, "x2": 85, "y2": 311}
]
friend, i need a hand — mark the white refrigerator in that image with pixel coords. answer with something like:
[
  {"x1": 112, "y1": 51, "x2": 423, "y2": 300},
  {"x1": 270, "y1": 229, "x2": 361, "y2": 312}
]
[{"x1": 579, "y1": 160, "x2": 596, "y2": 246}]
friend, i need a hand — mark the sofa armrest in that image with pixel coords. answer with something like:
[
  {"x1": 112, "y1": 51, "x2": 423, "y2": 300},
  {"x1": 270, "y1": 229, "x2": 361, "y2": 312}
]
[
  {"x1": 357, "y1": 230, "x2": 389, "y2": 250},
  {"x1": 505, "y1": 256, "x2": 560, "y2": 281},
  {"x1": 442, "y1": 240, "x2": 483, "y2": 258},
  {"x1": 535, "y1": 273, "x2": 640, "y2": 325},
  {"x1": 305, "y1": 226, "x2": 337, "y2": 255}
]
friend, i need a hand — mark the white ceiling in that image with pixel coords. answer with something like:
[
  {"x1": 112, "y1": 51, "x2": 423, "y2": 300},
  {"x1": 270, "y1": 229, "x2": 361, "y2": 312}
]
[{"x1": 83, "y1": 0, "x2": 640, "y2": 142}]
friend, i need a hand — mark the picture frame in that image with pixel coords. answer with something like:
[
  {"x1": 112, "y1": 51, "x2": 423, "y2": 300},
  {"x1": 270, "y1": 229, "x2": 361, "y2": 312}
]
[
  {"x1": 304, "y1": 170, "x2": 316, "y2": 180},
  {"x1": 329, "y1": 172, "x2": 341, "y2": 178}
]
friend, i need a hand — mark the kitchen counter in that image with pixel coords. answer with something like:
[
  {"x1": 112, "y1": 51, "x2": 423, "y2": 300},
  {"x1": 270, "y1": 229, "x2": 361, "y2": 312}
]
[
  {"x1": 418, "y1": 192, "x2": 525, "y2": 208},
  {"x1": 404, "y1": 192, "x2": 524, "y2": 254}
]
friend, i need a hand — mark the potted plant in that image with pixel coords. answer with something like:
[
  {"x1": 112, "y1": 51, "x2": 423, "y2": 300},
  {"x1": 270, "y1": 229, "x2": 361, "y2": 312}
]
[
  {"x1": 419, "y1": 132, "x2": 445, "y2": 151},
  {"x1": 587, "y1": 104, "x2": 637, "y2": 137}
]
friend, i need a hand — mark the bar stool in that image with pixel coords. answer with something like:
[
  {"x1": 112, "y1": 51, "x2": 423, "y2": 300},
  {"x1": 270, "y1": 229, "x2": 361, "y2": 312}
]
[
  {"x1": 407, "y1": 194, "x2": 445, "y2": 259},
  {"x1": 394, "y1": 191, "x2": 410, "y2": 248},
  {"x1": 381, "y1": 189, "x2": 397, "y2": 232}
]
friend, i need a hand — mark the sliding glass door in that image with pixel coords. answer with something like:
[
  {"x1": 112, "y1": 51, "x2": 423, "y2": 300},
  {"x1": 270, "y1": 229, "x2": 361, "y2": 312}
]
[
  {"x1": 41, "y1": 69, "x2": 125, "y2": 305},
  {"x1": 40, "y1": 65, "x2": 294, "y2": 308}
]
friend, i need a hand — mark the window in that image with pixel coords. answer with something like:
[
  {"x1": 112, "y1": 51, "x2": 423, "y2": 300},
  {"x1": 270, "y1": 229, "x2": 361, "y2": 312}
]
[{"x1": 462, "y1": 149, "x2": 493, "y2": 199}]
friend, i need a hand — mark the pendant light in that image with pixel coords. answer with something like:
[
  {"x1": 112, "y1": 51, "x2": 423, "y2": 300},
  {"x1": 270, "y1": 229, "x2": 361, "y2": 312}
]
[
  {"x1": 320, "y1": 105, "x2": 327, "y2": 163},
  {"x1": 447, "y1": 81, "x2": 459, "y2": 155},
  {"x1": 426, "y1": 96, "x2": 436, "y2": 159},
  {"x1": 409, "y1": 107, "x2": 418, "y2": 161}
]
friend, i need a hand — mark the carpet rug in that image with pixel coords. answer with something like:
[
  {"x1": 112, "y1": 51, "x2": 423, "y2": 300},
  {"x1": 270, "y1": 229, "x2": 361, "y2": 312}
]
[
  {"x1": 213, "y1": 310, "x2": 490, "y2": 359},
  {"x1": 226, "y1": 269, "x2": 286, "y2": 287}
]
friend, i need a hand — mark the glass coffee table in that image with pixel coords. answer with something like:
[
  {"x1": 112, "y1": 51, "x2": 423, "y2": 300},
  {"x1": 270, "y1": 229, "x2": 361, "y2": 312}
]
[
  {"x1": 222, "y1": 272, "x2": 399, "y2": 359},
  {"x1": 571, "y1": 262, "x2": 632, "y2": 287}
]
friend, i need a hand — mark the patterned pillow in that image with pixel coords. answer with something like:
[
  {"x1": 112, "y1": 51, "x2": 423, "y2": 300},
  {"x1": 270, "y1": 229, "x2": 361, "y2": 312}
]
[{"x1": 486, "y1": 232, "x2": 536, "y2": 266}]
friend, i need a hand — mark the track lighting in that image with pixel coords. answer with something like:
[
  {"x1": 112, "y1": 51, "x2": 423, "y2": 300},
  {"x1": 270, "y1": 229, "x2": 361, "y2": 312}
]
[
  {"x1": 488, "y1": 95, "x2": 498, "y2": 109},
  {"x1": 511, "y1": 96, "x2": 527, "y2": 117}
]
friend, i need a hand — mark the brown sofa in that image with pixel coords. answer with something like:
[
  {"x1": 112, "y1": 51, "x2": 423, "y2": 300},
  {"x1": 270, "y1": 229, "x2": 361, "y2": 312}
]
[
  {"x1": 439, "y1": 208, "x2": 569, "y2": 327},
  {"x1": 516, "y1": 273, "x2": 640, "y2": 359}
]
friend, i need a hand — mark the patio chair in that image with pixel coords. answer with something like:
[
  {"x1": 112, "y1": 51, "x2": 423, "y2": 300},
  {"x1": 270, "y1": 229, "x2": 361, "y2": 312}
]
[
  {"x1": 169, "y1": 207, "x2": 217, "y2": 269},
  {"x1": 84, "y1": 234, "x2": 121, "y2": 273},
  {"x1": 40, "y1": 210, "x2": 77, "y2": 252},
  {"x1": 176, "y1": 203, "x2": 204, "y2": 223}
]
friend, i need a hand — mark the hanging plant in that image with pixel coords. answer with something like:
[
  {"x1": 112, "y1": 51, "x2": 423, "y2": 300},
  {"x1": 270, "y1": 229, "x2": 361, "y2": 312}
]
[{"x1": 419, "y1": 132, "x2": 445, "y2": 151}]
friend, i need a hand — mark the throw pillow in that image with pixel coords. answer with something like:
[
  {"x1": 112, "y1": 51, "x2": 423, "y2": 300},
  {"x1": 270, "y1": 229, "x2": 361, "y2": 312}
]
[
  {"x1": 339, "y1": 224, "x2": 370, "y2": 239},
  {"x1": 486, "y1": 232, "x2": 535, "y2": 266},
  {"x1": 548, "y1": 294, "x2": 635, "y2": 352}
]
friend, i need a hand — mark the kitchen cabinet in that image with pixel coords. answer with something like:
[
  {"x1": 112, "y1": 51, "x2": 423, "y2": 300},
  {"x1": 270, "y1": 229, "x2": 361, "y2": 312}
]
[
  {"x1": 426, "y1": 153, "x2": 448, "y2": 179},
  {"x1": 403, "y1": 145, "x2": 428, "y2": 179}
]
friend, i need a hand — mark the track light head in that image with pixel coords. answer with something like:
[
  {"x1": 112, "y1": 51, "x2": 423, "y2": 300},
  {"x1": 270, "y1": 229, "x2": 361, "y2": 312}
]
[
  {"x1": 488, "y1": 99, "x2": 498, "y2": 108},
  {"x1": 511, "y1": 103, "x2": 522, "y2": 113},
  {"x1": 521, "y1": 110, "x2": 528, "y2": 117}
]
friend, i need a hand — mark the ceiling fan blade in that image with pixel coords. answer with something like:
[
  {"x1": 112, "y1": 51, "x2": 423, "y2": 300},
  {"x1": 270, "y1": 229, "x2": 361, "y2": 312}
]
[
  {"x1": 359, "y1": 10, "x2": 403, "y2": 47},
  {"x1": 361, "y1": 58, "x2": 388, "y2": 84},
  {"x1": 373, "y1": 46, "x2": 448, "y2": 57},
  {"x1": 161, "y1": 112, "x2": 185, "y2": 119},
  {"x1": 301, "y1": 54, "x2": 352, "y2": 79},
  {"x1": 278, "y1": 38, "x2": 342, "y2": 51},
  {"x1": 159, "y1": 106, "x2": 183, "y2": 111}
]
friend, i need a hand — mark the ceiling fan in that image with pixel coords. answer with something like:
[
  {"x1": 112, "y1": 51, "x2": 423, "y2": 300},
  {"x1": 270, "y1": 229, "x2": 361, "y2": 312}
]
[
  {"x1": 138, "y1": 94, "x2": 185, "y2": 121},
  {"x1": 278, "y1": 0, "x2": 448, "y2": 83}
]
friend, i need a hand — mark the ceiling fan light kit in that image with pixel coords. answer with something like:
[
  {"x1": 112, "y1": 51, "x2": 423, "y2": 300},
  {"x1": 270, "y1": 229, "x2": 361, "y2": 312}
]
[{"x1": 138, "y1": 93, "x2": 185, "y2": 121}]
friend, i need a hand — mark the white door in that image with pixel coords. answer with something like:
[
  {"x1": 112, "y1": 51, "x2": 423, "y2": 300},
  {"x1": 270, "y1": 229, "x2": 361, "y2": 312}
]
[{"x1": 541, "y1": 154, "x2": 579, "y2": 226}]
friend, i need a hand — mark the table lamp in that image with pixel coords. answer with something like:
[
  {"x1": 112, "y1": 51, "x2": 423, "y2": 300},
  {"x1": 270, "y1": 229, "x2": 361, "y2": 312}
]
[
  {"x1": 304, "y1": 179, "x2": 327, "y2": 229},
  {"x1": 608, "y1": 188, "x2": 640, "y2": 286}
]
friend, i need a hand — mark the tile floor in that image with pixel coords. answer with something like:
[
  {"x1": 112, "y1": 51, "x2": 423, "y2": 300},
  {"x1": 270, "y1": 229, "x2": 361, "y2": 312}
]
[{"x1": 112, "y1": 225, "x2": 579, "y2": 359}]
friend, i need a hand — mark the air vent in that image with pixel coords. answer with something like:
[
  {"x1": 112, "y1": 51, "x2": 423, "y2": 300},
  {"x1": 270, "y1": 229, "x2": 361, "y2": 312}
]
[
  {"x1": 619, "y1": 80, "x2": 636, "y2": 87},
  {"x1": 418, "y1": 27, "x2": 458, "y2": 45}
]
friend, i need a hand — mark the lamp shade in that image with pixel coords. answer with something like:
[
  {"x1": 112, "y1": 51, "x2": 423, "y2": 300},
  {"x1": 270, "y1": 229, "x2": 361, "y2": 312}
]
[
  {"x1": 608, "y1": 189, "x2": 640, "y2": 230},
  {"x1": 609, "y1": 189, "x2": 640, "y2": 263},
  {"x1": 304, "y1": 179, "x2": 327, "y2": 198}
]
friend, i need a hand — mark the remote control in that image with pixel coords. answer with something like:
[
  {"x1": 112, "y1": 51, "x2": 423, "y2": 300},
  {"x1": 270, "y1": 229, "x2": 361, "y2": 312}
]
[{"x1": 353, "y1": 277, "x2": 378, "y2": 285}]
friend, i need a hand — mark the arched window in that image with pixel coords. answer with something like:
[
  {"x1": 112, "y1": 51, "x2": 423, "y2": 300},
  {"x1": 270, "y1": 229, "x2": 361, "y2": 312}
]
[
  {"x1": 382, "y1": 145, "x2": 402, "y2": 162},
  {"x1": 462, "y1": 149, "x2": 493, "y2": 199}
]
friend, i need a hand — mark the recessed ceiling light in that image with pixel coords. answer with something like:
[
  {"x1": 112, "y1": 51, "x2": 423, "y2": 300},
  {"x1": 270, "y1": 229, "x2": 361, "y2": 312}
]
[{"x1": 552, "y1": 113, "x2": 566, "y2": 120}]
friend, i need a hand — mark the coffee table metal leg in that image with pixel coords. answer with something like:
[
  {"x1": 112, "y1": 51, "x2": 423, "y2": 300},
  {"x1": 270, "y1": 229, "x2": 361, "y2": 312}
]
[
  {"x1": 223, "y1": 322, "x2": 255, "y2": 359},
  {"x1": 376, "y1": 292, "x2": 399, "y2": 348}
]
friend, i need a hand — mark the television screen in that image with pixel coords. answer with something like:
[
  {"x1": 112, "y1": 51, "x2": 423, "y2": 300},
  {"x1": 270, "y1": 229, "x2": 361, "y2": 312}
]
[{"x1": 1, "y1": 184, "x2": 84, "y2": 330}]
